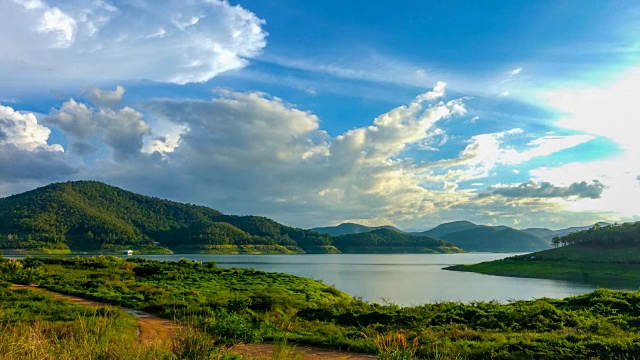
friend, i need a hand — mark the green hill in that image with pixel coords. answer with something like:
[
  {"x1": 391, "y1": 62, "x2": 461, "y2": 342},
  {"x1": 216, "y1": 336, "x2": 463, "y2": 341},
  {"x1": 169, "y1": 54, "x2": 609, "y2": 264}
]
[
  {"x1": 415, "y1": 221, "x2": 550, "y2": 252},
  {"x1": 439, "y1": 226, "x2": 551, "y2": 252},
  {"x1": 333, "y1": 228, "x2": 465, "y2": 253},
  {"x1": 0, "y1": 181, "x2": 331, "y2": 254},
  {"x1": 0, "y1": 181, "x2": 468, "y2": 255},
  {"x1": 445, "y1": 221, "x2": 640, "y2": 284},
  {"x1": 414, "y1": 220, "x2": 477, "y2": 238},
  {"x1": 312, "y1": 222, "x2": 402, "y2": 236}
]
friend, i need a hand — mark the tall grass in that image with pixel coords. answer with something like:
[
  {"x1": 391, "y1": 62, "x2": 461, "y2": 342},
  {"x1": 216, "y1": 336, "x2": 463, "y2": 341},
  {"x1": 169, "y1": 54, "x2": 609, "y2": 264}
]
[
  {"x1": 0, "y1": 316, "x2": 169, "y2": 360},
  {"x1": 375, "y1": 332, "x2": 419, "y2": 360}
]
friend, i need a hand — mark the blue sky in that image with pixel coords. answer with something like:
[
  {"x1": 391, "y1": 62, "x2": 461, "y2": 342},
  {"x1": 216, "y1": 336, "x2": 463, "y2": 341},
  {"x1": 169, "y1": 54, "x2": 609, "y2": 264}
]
[{"x1": 1, "y1": 0, "x2": 639, "y2": 230}]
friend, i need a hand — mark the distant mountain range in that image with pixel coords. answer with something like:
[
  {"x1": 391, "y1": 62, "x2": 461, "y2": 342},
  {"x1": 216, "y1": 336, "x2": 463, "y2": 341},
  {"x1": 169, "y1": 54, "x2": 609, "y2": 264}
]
[
  {"x1": 521, "y1": 222, "x2": 611, "y2": 241},
  {"x1": 315, "y1": 220, "x2": 609, "y2": 253}
]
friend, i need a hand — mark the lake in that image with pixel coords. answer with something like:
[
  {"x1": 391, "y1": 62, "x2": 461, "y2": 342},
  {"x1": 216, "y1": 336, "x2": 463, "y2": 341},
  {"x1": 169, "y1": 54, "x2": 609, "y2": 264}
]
[{"x1": 122, "y1": 253, "x2": 617, "y2": 306}]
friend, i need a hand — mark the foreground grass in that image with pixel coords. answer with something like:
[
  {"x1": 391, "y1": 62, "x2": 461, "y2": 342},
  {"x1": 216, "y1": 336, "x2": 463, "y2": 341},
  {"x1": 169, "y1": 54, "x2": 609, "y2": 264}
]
[
  {"x1": 4, "y1": 256, "x2": 640, "y2": 359},
  {"x1": 0, "y1": 285, "x2": 251, "y2": 359}
]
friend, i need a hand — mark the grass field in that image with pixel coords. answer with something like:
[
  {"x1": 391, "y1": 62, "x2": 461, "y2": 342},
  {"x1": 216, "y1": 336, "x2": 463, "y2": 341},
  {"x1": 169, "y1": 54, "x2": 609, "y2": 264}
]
[
  {"x1": 4, "y1": 255, "x2": 640, "y2": 359},
  {"x1": 446, "y1": 244, "x2": 640, "y2": 288}
]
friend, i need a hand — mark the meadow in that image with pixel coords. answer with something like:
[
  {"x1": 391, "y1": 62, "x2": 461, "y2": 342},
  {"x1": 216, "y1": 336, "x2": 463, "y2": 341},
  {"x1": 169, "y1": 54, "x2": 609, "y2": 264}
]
[{"x1": 2, "y1": 255, "x2": 640, "y2": 359}]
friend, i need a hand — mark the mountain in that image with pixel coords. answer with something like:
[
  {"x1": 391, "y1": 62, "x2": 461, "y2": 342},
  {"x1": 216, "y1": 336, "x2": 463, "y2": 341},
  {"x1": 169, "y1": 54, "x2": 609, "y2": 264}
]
[
  {"x1": 312, "y1": 222, "x2": 402, "y2": 236},
  {"x1": 520, "y1": 227, "x2": 555, "y2": 239},
  {"x1": 0, "y1": 181, "x2": 332, "y2": 254},
  {"x1": 0, "y1": 181, "x2": 464, "y2": 255},
  {"x1": 446, "y1": 221, "x2": 640, "y2": 283},
  {"x1": 414, "y1": 221, "x2": 477, "y2": 238},
  {"x1": 439, "y1": 226, "x2": 551, "y2": 252},
  {"x1": 522, "y1": 222, "x2": 612, "y2": 241},
  {"x1": 414, "y1": 221, "x2": 550, "y2": 252},
  {"x1": 333, "y1": 228, "x2": 464, "y2": 254}
]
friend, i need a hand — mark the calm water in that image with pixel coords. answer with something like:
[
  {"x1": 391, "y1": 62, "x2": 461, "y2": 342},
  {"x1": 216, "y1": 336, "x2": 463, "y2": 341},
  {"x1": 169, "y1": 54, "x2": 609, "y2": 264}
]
[{"x1": 117, "y1": 253, "x2": 619, "y2": 306}]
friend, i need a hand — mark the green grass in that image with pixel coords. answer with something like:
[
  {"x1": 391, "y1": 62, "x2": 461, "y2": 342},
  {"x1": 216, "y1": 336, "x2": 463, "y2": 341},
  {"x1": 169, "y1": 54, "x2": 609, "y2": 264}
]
[
  {"x1": 445, "y1": 244, "x2": 640, "y2": 287},
  {"x1": 5, "y1": 256, "x2": 640, "y2": 359}
]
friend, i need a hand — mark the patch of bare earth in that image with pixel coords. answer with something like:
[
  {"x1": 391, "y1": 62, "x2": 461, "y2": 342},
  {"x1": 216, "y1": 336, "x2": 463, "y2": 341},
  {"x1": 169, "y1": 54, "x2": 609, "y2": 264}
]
[{"x1": 9, "y1": 285, "x2": 376, "y2": 359}]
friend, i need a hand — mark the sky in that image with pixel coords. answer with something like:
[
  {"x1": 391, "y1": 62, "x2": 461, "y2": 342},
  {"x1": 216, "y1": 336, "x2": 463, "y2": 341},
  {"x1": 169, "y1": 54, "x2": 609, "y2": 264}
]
[{"x1": 1, "y1": 0, "x2": 639, "y2": 231}]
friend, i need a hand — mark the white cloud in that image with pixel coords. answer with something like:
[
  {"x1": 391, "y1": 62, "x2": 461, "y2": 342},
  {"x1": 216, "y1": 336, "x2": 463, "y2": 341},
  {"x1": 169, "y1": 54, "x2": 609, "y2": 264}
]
[
  {"x1": 45, "y1": 98, "x2": 150, "y2": 160},
  {"x1": 510, "y1": 67, "x2": 523, "y2": 76},
  {"x1": 1, "y1": 83, "x2": 624, "y2": 229},
  {"x1": 530, "y1": 67, "x2": 640, "y2": 221},
  {"x1": 0, "y1": 104, "x2": 63, "y2": 152},
  {"x1": 0, "y1": 103, "x2": 75, "y2": 183},
  {"x1": 85, "y1": 85, "x2": 125, "y2": 108},
  {"x1": 545, "y1": 67, "x2": 640, "y2": 153},
  {"x1": 0, "y1": 0, "x2": 267, "y2": 89}
]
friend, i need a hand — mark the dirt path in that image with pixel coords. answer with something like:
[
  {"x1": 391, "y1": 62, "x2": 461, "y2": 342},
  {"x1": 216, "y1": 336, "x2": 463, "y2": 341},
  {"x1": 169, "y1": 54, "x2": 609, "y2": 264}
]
[{"x1": 10, "y1": 285, "x2": 376, "y2": 360}]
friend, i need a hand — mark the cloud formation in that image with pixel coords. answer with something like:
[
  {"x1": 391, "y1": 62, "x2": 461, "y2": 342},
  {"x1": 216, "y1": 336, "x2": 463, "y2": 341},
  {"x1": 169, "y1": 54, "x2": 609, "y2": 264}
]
[
  {"x1": 0, "y1": 83, "x2": 617, "y2": 229},
  {"x1": 0, "y1": 104, "x2": 62, "y2": 152},
  {"x1": 0, "y1": 0, "x2": 267, "y2": 89},
  {"x1": 480, "y1": 180, "x2": 606, "y2": 199},
  {"x1": 45, "y1": 97, "x2": 150, "y2": 160}
]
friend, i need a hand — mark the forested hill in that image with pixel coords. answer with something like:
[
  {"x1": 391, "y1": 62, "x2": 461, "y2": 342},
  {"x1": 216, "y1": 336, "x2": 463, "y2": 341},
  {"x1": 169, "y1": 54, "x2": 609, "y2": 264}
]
[
  {"x1": 312, "y1": 222, "x2": 402, "y2": 236},
  {"x1": 439, "y1": 226, "x2": 551, "y2": 252},
  {"x1": 414, "y1": 221, "x2": 551, "y2": 252},
  {"x1": 0, "y1": 181, "x2": 332, "y2": 253},
  {"x1": 334, "y1": 228, "x2": 465, "y2": 253},
  {"x1": 551, "y1": 221, "x2": 640, "y2": 248},
  {"x1": 446, "y1": 221, "x2": 640, "y2": 283}
]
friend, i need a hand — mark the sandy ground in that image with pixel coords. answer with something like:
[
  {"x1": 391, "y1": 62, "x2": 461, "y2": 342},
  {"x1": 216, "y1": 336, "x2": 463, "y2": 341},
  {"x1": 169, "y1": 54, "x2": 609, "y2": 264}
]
[{"x1": 10, "y1": 284, "x2": 376, "y2": 359}]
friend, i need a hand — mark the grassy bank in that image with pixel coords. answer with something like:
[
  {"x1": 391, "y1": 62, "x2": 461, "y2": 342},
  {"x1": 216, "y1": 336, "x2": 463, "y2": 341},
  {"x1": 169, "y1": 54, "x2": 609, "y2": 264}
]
[
  {"x1": 4, "y1": 256, "x2": 640, "y2": 359},
  {"x1": 445, "y1": 244, "x2": 640, "y2": 287}
]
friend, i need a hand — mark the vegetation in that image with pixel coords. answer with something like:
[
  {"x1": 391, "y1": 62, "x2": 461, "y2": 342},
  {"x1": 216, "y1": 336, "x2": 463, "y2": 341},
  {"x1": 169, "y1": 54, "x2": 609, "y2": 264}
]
[
  {"x1": 439, "y1": 226, "x2": 551, "y2": 252},
  {"x1": 414, "y1": 221, "x2": 551, "y2": 253},
  {"x1": 0, "y1": 181, "x2": 332, "y2": 254},
  {"x1": 0, "y1": 284, "x2": 251, "y2": 359},
  {"x1": 446, "y1": 221, "x2": 640, "y2": 285},
  {"x1": 312, "y1": 223, "x2": 402, "y2": 236},
  {"x1": 4, "y1": 256, "x2": 640, "y2": 359},
  {"x1": 0, "y1": 181, "x2": 475, "y2": 255},
  {"x1": 334, "y1": 229, "x2": 464, "y2": 254},
  {"x1": 522, "y1": 222, "x2": 611, "y2": 242}
]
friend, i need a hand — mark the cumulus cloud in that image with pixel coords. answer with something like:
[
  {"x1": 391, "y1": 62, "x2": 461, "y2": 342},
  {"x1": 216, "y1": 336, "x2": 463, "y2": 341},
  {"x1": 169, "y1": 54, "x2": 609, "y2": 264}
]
[
  {"x1": 479, "y1": 180, "x2": 606, "y2": 199},
  {"x1": 0, "y1": 104, "x2": 63, "y2": 152},
  {"x1": 85, "y1": 85, "x2": 125, "y2": 108},
  {"x1": 45, "y1": 98, "x2": 150, "y2": 160},
  {"x1": 0, "y1": 0, "x2": 266, "y2": 89},
  {"x1": 1, "y1": 83, "x2": 617, "y2": 229},
  {"x1": 0, "y1": 144, "x2": 77, "y2": 182},
  {"x1": 0, "y1": 104, "x2": 75, "y2": 184}
]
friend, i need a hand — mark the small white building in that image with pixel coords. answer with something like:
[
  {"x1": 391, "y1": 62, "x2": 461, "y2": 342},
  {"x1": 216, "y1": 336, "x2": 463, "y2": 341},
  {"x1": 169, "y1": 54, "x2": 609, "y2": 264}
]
[{"x1": 123, "y1": 249, "x2": 133, "y2": 255}]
